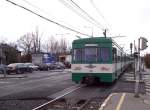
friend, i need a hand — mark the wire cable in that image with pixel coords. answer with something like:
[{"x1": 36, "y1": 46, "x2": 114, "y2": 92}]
[
  {"x1": 68, "y1": 0, "x2": 105, "y2": 29},
  {"x1": 58, "y1": 0, "x2": 102, "y2": 29},
  {"x1": 90, "y1": 0, "x2": 111, "y2": 28},
  {"x1": 5, "y1": 0, "x2": 91, "y2": 37},
  {"x1": 89, "y1": 0, "x2": 115, "y2": 37},
  {"x1": 58, "y1": 0, "x2": 105, "y2": 30},
  {"x1": 21, "y1": 0, "x2": 84, "y2": 36}
]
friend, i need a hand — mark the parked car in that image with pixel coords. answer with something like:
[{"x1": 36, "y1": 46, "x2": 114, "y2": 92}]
[
  {"x1": 24, "y1": 63, "x2": 39, "y2": 71},
  {"x1": 0, "y1": 64, "x2": 9, "y2": 74},
  {"x1": 7, "y1": 63, "x2": 33, "y2": 74},
  {"x1": 54, "y1": 62, "x2": 65, "y2": 69},
  {"x1": 63, "y1": 61, "x2": 71, "y2": 68},
  {"x1": 47, "y1": 62, "x2": 57, "y2": 70},
  {"x1": 38, "y1": 64, "x2": 49, "y2": 71}
]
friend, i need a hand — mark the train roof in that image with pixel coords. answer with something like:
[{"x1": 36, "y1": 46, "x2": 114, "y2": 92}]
[
  {"x1": 72, "y1": 37, "x2": 112, "y2": 44},
  {"x1": 72, "y1": 37, "x2": 125, "y2": 52}
]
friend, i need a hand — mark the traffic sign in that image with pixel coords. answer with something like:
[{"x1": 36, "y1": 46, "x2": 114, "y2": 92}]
[{"x1": 140, "y1": 37, "x2": 148, "y2": 50}]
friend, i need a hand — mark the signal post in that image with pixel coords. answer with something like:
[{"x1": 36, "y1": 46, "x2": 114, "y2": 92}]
[{"x1": 134, "y1": 37, "x2": 148, "y2": 97}]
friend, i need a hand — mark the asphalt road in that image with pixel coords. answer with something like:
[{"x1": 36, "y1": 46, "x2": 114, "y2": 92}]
[
  {"x1": 0, "y1": 70, "x2": 76, "y2": 110},
  {"x1": 0, "y1": 69, "x2": 146, "y2": 110}
]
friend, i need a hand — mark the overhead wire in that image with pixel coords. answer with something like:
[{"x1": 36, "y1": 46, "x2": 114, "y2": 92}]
[
  {"x1": 21, "y1": 0, "x2": 82, "y2": 33},
  {"x1": 68, "y1": 0, "x2": 105, "y2": 29},
  {"x1": 90, "y1": 0, "x2": 114, "y2": 37},
  {"x1": 58, "y1": 0, "x2": 105, "y2": 30},
  {"x1": 58, "y1": 0, "x2": 101, "y2": 30},
  {"x1": 90, "y1": 0, "x2": 111, "y2": 29},
  {"x1": 22, "y1": 0, "x2": 107, "y2": 37},
  {"x1": 5, "y1": 0, "x2": 91, "y2": 37}
]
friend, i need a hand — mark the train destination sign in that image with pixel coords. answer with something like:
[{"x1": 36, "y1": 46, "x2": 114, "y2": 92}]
[{"x1": 85, "y1": 44, "x2": 98, "y2": 46}]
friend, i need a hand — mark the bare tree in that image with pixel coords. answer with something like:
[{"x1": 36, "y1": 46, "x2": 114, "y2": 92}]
[
  {"x1": 49, "y1": 36, "x2": 56, "y2": 53},
  {"x1": 59, "y1": 37, "x2": 67, "y2": 54},
  {"x1": 17, "y1": 33, "x2": 33, "y2": 54},
  {"x1": 17, "y1": 26, "x2": 42, "y2": 54},
  {"x1": 44, "y1": 36, "x2": 59, "y2": 54},
  {"x1": 32, "y1": 27, "x2": 42, "y2": 53},
  {"x1": 41, "y1": 36, "x2": 71, "y2": 55},
  {"x1": 66, "y1": 46, "x2": 72, "y2": 54},
  {"x1": 0, "y1": 36, "x2": 7, "y2": 44}
]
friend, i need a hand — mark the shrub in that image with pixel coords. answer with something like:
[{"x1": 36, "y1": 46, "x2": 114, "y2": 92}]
[{"x1": 144, "y1": 54, "x2": 150, "y2": 68}]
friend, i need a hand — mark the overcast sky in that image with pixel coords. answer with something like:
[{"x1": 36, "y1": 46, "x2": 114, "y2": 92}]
[{"x1": 0, "y1": 0, "x2": 150, "y2": 54}]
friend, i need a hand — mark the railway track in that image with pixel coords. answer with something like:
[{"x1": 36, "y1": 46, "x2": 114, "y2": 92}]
[
  {"x1": 34, "y1": 98, "x2": 91, "y2": 110},
  {"x1": 32, "y1": 85, "x2": 85, "y2": 110},
  {"x1": 32, "y1": 82, "x2": 117, "y2": 110}
]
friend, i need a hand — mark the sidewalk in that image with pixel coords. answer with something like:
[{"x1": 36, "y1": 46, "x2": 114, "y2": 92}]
[
  {"x1": 99, "y1": 93, "x2": 150, "y2": 110},
  {"x1": 0, "y1": 74, "x2": 27, "y2": 79},
  {"x1": 99, "y1": 68, "x2": 150, "y2": 110}
]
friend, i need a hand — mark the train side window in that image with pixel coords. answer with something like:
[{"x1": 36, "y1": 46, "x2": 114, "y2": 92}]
[
  {"x1": 98, "y1": 47, "x2": 110, "y2": 62},
  {"x1": 74, "y1": 49, "x2": 82, "y2": 62},
  {"x1": 112, "y1": 48, "x2": 117, "y2": 62},
  {"x1": 117, "y1": 50, "x2": 121, "y2": 62}
]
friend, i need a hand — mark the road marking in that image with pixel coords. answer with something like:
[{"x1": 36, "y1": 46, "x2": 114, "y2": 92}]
[
  {"x1": 115, "y1": 93, "x2": 126, "y2": 110},
  {"x1": 0, "y1": 81, "x2": 11, "y2": 83},
  {"x1": 145, "y1": 82, "x2": 150, "y2": 85},
  {"x1": 146, "y1": 89, "x2": 150, "y2": 92},
  {"x1": 146, "y1": 92, "x2": 150, "y2": 96},
  {"x1": 145, "y1": 86, "x2": 150, "y2": 89},
  {"x1": 99, "y1": 93, "x2": 117, "y2": 110}
]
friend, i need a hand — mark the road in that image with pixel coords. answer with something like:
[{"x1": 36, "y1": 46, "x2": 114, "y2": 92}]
[
  {"x1": 0, "y1": 69, "x2": 146, "y2": 110},
  {"x1": 0, "y1": 70, "x2": 75, "y2": 110}
]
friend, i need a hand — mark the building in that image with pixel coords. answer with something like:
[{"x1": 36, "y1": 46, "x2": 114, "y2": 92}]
[
  {"x1": 0, "y1": 44, "x2": 21, "y2": 64},
  {"x1": 0, "y1": 46, "x2": 6, "y2": 64}
]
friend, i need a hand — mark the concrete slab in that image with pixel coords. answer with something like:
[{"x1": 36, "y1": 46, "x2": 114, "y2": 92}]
[{"x1": 99, "y1": 93, "x2": 150, "y2": 110}]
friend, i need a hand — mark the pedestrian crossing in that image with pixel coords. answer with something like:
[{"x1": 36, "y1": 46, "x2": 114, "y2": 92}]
[
  {"x1": 122, "y1": 70, "x2": 150, "y2": 95},
  {"x1": 121, "y1": 68, "x2": 150, "y2": 95},
  {"x1": 122, "y1": 72, "x2": 135, "y2": 82},
  {"x1": 143, "y1": 72, "x2": 150, "y2": 95}
]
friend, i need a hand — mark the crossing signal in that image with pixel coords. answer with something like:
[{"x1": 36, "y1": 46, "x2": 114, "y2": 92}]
[{"x1": 140, "y1": 37, "x2": 148, "y2": 50}]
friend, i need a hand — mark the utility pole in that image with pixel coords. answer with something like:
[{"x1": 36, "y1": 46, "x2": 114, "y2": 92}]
[
  {"x1": 133, "y1": 40, "x2": 137, "y2": 80},
  {"x1": 130, "y1": 43, "x2": 133, "y2": 55},
  {"x1": 134, "y1": 37, "x2": 148, "y2": 98},
  {"x1": 134, "y1": 39, "x2": 140, "y2": 98},
  {"x1": 103, "y1": 29, "x2": 107, "y2": 38}
]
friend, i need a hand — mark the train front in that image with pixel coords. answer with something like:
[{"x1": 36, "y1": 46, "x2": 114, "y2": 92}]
[{"x1": 71, "y1": 37, "x2": 115, "y2": 85}]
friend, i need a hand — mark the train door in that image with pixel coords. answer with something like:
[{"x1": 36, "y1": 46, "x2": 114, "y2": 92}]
[
  {"x1": 121, "y1": 52, "x2": 123, "y2": 72},
  {"x1": 113, "y1": 48, "x2": 117, "y2": 78}
]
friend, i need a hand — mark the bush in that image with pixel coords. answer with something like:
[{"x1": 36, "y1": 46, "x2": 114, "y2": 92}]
[{"x1": 144, "y1": 54, "x2": 150, "y2": 68}]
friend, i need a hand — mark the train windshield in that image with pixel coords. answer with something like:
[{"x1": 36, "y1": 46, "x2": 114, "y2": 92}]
[
  {"x1": 84, "y1": 48, "x2": 97, "y2": 62},
  {"x1": 98, "y1": 47, "x2": 110, "y2": 62},
  {"x1": 73, "y1": 47, "x2": 110, "y2": 63}
]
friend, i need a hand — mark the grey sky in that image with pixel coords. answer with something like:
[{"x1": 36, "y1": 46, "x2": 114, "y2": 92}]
[{"x1": 0, "y1": 0, "x2": 150, "y2": 54}]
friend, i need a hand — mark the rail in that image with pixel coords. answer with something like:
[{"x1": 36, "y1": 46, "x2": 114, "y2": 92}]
[{"x1": 32, "y1": 85, "x2": 84, "y2": 110}]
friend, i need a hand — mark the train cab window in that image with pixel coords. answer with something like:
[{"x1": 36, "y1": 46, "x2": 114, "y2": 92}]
[
  {"x1": 112, "y1": 48, "x2": 117, "y2": 62},
  {"x1": 73, "y1": 49, "x2": 82, "y2": 62},
  {"x1": 117, "y1": 51, "x2": 121, "y2": 62},
  {"x1": 84, "y1": 48, "x2": 97, "y2": 62},
  {"x1": 98, "y1": 47, "x2": 110, "y2": 62}
]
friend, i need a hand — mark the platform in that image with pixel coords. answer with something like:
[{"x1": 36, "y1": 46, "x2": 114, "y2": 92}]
[{"x1": 99, "y1": 93, "x2": 150, "y2": 110}]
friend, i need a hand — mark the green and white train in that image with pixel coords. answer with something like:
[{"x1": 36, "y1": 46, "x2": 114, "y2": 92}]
[{"x1": 71, "y1": 37, "x2": 133, "y2": 84}]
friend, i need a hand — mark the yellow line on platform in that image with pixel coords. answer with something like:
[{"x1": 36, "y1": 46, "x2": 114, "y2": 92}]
[{"x1": 115, "y1": 93, "x2": 126, "y2": 110}]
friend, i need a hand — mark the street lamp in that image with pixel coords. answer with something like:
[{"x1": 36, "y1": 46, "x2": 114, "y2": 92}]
[
  {"x1": 111, "y1": 35, "x2": 127, "y2": 38},
  {"x1": 55, "y1": 33, "x2": 70, "y2": 37}
]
